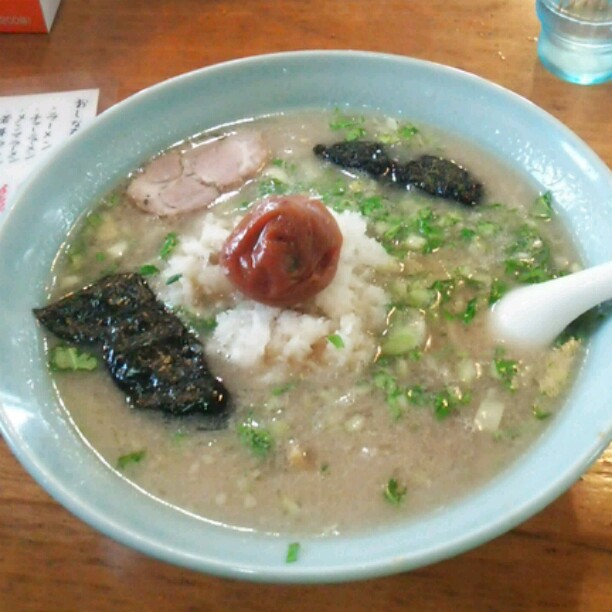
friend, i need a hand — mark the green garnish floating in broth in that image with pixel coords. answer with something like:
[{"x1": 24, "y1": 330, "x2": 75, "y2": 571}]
[
  {"x1": 104, "y1": 192, "x2": 121, "y2": 208},
  {"x1": 433, "y1": 387, "x2": 470, "y2": 420},
  {"x1": 49, "y1": 345, "x2": 98, "y2": 372},
  {"x1": 488, "y1": 278, "x2": 508, "y2": 305},
  {"x1": 286, "y1": 542, "x2": 300, "y2": 563},
  {"x1": 504, "y1": 224, "x2": 557, "y2": 284},
  {"x1": 271, "y1": 382, "x2": 296, "y2": 396},
  {"x1": 533, "y1": 405, "x2": 552, "y2": 420},
  {"x1": 378, "y1": 122, "x2": 419, "y2": 144},
  {"x1": 398, "y1": 122, "x2": 419, "y2": 140},
  {"x1": 139, "y1": 264, "x2": 160, "y2": 276},
  {"x1": 372, "y1": 368, "x2": 407, "y2": 420},
  {"x1": 237, "y1": 415, "x2": 274, "y2": 457},
  {"x1": 271, "y1": 158, "x2": 297, "y2": 172},
  {"x1": 380, "y1": 310, "x2": 424, "y2": 357},
  {"x1": 532, "y1": 191, "x2": 553, "y2": 220},
  {"x1": 258, "y1": 177, "x2": 289, "y2": 197},
  {"x1": 329, "y1": 110, "x2": 367, "y2": 141},
  {"x1": 461, "y1": 297, "x2": 478, "y2": 324},
  {"x1": 165, "y1": 273, "x2": 182, "y2": 285},
  {"x1": 327, "y1": 334, "x2": 345, "y2": 349},
  {"x1": 173, "y1": 307, "x2": 217, "y2": 335},
  {"x1": 383, "y1": 478, "x2": 407, "y2": 505},
  {"x1": 117, "y1": 450, "x2": 146, "y2": 470},
  {"x1": 460, "y1": 227, "x2": 477, "y2": 242},
  {"x1": 431, "y1": 278, "x2": 455, "y2": 304},
  {"x1": 493, "y1": 350, "x2": 519, "y2": 391},
  {"x1": 171, "y1": 430, "x2": 189, "y2": 444},
  {"x1": 160, "y1": 232, "x2": 179, "y2": 260},
  {"x1": 86, "y1": 211, "x2": 104, "y2": 228}
]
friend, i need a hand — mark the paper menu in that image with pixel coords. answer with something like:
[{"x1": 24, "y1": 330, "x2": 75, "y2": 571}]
[{"x1": 0, "y1": 88, "x2": 99, "y2": 227}]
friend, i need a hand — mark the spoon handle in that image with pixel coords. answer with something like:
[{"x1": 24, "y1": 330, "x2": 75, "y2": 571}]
[{"x1": 490, "y1": 260, "x2": 612, "y2": 348}]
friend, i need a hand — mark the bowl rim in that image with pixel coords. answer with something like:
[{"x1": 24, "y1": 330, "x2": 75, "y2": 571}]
[{"x1": 1, "y1": 49, "x2": 611, "y2": 583}]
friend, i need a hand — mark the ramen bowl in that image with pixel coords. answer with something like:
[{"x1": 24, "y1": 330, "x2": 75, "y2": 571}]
[{"x1": 0, "y1": 51, "x2": 611, "y2": 583}]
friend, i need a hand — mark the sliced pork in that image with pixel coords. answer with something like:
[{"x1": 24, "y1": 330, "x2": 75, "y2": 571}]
[{"x1": 127, "y1": 131, "x2": 270, "y2": 217}]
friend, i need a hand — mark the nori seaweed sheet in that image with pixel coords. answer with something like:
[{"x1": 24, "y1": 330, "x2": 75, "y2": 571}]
[
  {"x1": 313, "y1": 141, "x2": 483, "y2": 206},
  {"x1": 34, "y1": 273, "x2": 230, "y2": 428}
]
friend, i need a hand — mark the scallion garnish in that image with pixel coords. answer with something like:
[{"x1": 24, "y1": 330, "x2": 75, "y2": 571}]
[
  {"x1": 160, "y1": 232, "x2": 179, "y2": 260},
  {"x1": 237, "y1": 415, "x2": 274, "y2": 458},
  {"x1": 383, "y1": 478, "x2": 407, "y2": 505},
  {"x1": 327, "y1": 334, "x2": 345, "y2": 349},
  {"x1": 117, "y1": 450, "x2": 146, "y2": 470},
  {"x1": 49, "y1": 345, "x2": 97, "y2": 372},
  {"x1": 165, "y1": 273, "x2": 182, "y2": 285},
  {"x1": 532, "y1": 191, "x2": 553, "y2": 220},
  {"x1": 139, "y1": 264, "x2": 160, "y2": 276},
  {"x1": 286, "y1": 542, "x2": 300, "y2": 563}
]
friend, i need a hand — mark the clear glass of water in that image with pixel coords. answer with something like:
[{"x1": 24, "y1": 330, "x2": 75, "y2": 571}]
[{"x1": 536, "y1": 0, "x2": 612, "y2": 84}]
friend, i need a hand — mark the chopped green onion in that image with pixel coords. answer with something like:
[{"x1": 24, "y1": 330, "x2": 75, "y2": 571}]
[
  {"x1": 488, "y1": 278, "x2": 508, "y2": 305},
  {"x1": 380, "y1": 312, "x2": 425, "y2": 356},
  {"x1": 139, "y1": 264, "x2": 160, "y2": 276},
  {"x1": 86, "y1": 212, "x2": 103, "y2": 228},
  {"x1": 117, "y1": 450, "x2": 146, "y2": 470},
  {"x1": 359, "y1": 195, "x2": 383, "y2": 217},
  {"x1": 104, "y1": 193, "x2": 121, "y2": 208},
  {"x1": 95, "y1": 252, "x2": 106, "y2": 262},
  {"x1": 286, "y1": 542, "x2": 300, "y2": 563},
  {"x1": 329, "y1": 110, "x2": 367, "y2": 141},
  {"x1": 406, "y1": 286, "x2": 436, "y2": 309},
  {"x1": 493, "y1": 427, "x2": 521, "y2": 441},
  {"x1": 532, "y1": 191, "x2": 553, "y2": 220},
  {"x1": 237, "y1": 415, "x2": 274, "y2": 457},
  {"x1": 165, "y1": 273, "x2": 182, "y2": 285},
  {"x1": 398, "y1": 123, "x2": 419, "y2": 140},
  {"x1": 49, "y1": 346, "x2": 98, "y2": 372},
  {"x1": 327, "y1": 334, "x2": 345, "y2": 349},
  {"x1": 462, "y1": 298, "x2": 478, "y2": 324},
  {"x1": 433, "y1": 387, "x2": 470, "y2": 420},
  {"x1": 271, "y1": 158, "x2": 296, "y2": 172},
  {"x1": 173, "y1": 307, "x2": 217, "y2": 335},
  {"x1": 379, "y1": 122, "x2": 419, "y2": 144},
  {"x1": 504, "y1": 224, "x2": 555, "y2": 284},
  {"x1": 271, "y1": 382, "x2": 296, "y2": 396},
  {"x1": 160, "y1": 232, "x2": 179, "y2": 260},
  {"x1": 172, "y1": 430, "x2": 189, "y2": 444},
  {"x1": 477, "y1": 220, "x2": 500, "y2": 237},
  {"x1": 383, "y1": 478, "x2": 407, "y2": 505},
  {"x1": 431, "y1": 279, "x2": 455, "y2": 304},
  {"x1": 406, "y1": 385, "x2": 429, "y2": 406},
  {"x1": 257, "y1": 177, "x2": 288, "y2": 196},
  {"x1": 533, "y1": 405, "x2": 552, "y2": 420},
  {"x1": 373, "y1": 369, "x2": 397, "y2": 394},
  {"x1": 494, "y1": 350, "x2": 519, "y2": 391},
  {"x1": 433, "y1": 389, "x2": 454, "y2": 420},
  {"x1": 385, "y1": 387, "x2": 408, "y2": 420},
  {"x1": 460, "y1": 228, "x2": 477, "y2": 242}
]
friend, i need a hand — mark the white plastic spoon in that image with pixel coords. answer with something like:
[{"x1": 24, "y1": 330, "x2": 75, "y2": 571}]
[{"x1": 489, "y1": 260, "x2": 612, "y2": 349}]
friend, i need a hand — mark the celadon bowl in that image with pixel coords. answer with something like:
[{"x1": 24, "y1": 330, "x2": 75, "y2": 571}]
[{"x1": 1, "y1": 51, "x2": 611, "y2": 583}]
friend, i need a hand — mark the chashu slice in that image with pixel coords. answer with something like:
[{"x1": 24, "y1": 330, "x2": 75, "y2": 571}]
[
  {"x1": 127, "y1": 131, "x2": 270, "y2": 217},
  {"x1": 183, "y1": 131, "x2": 269, "y2": 190}
]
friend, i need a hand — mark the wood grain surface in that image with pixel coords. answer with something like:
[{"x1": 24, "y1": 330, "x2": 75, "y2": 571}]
[{"x1": 1, "y1": 1, "x2": 610, "y2": 610}]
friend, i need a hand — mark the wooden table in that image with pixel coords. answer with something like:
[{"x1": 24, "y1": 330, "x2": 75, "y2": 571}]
[{"x1": 1, "y1": 1, "x2": 610, "y2": 610}]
